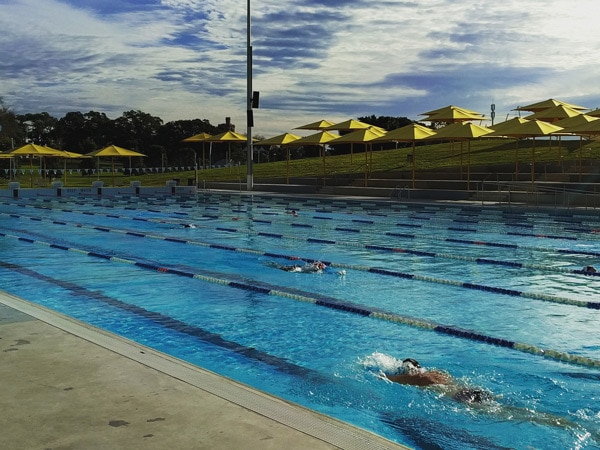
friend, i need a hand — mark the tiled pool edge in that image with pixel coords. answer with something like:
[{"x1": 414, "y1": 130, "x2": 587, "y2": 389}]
[{"x1": 0, "y1": 290, "x2": 408, "y2": 450}]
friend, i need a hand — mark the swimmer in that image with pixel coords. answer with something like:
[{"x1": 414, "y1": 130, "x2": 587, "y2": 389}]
[
  {"x1": 583, "y1": 265, "x2": 597, "y2": 274},
  {"x1": 302, "y1": 261, "x2": 327, "y2": 273},
  {"x1": 183, "y1": 223, "x2": 196, "y2": 228},
  {"x1": 267, "y1": 261, "x2": 326, "y2": 273},
  {"x1": 379, "y1": 356, "x2": 586, "y2": 431},
  {"x1": 286, "y1": 209, "x2": 298, "y2": 216}
]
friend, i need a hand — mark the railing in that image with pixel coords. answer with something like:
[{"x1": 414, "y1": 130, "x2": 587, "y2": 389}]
[{"x1": 477, "y1": 180, "x2": 600, "y2": 209}]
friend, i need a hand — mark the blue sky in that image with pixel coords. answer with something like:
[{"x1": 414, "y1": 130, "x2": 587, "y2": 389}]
[{"x1": 2, "y1": 0, "x2": 600, "y2": 136}]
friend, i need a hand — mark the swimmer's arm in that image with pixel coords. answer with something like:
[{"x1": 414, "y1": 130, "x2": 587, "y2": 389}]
[{"x1": 386, "y1": 371, "x2": 451, "y2": 387}]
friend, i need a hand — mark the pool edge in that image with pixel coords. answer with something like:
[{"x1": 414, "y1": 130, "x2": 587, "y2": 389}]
[{"x1": 0, "y1": 290, "x2": 409, "y2": 450}]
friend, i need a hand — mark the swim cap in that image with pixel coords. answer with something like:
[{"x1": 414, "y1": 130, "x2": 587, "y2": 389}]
[{"x1": 400, "y1": 358, "x2": 425, "y2": 375}]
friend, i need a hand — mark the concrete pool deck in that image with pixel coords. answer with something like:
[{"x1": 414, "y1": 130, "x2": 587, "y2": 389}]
[{"x1": 0, "y1": 291, "x2": 407, "y2": 450}]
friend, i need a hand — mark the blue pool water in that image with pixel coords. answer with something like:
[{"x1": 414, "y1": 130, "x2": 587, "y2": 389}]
[{"x1": 1, "y1": 192, "x2": 600, "y2": 449}]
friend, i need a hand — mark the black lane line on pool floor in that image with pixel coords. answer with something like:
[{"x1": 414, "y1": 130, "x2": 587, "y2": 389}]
[
  {"x1": 0, "y1": 258, "x2": 328, "y2": 381},
  {"x1": 9, "y1": 201, "x2": 600, "y2": 264},
  {"x1": 1, "y1": 233, "x2": 599, "y2": 369},
  {"x1": 2, "y1": 212, "x2": 599, "y2": 312},
  {"x1": 11, "y1": 197, "x2": 600, "y2": 250}
]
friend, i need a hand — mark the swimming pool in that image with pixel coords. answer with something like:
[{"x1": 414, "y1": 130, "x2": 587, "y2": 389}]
[{"x1": 1, "y1": 192, "x2": 599, "y2": 449}]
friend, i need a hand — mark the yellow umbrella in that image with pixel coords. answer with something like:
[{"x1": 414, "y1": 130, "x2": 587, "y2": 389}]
[
  {"x1": 182, "y1": 132, "x2": 212, "y2": 183},
  {"x1": 329, "y1": 128, "x2": 387, "y2": 187},
  {"x1": 372, "y1": 123, "x2": 437, "y2": 188},
  {"x1": 488, "y1": 120, "x2": 563, "y2": 185},
  {"x1": 294, "y1": 119, "x2": 335, "y2": 130},
  {"x1": 514, "y1": 98, "x2": 588, "y2": 113},
  {"x1": 420, "y1": 105, "x2": 485, "y2": 124},
  {"x1": 324, "y1": 119, "x2": 381, "y2": 162},
  {"x1": 586, "y1": 108, "x2": 600, "y2": 118},
  {"x1": 255, "y1": 133, "x2": 302, "y2": 184},
  {"x1": 6, "y1": 144, "x2": 64, "y2": 186},
  {"x1": 86, "y1": 145, "x2": 146, "y2": 186},
  {"x1": 525, "y1": 104, "x2": 582, "y2": 123},
  {"x1": 490, "y1": 118, "x2": 531, "y2": 176},
  {"x1": 425, "y1": 122, "x2": 493, "y2": 188},
  {"x1": 50, "y1": 149, "x2": 89, "y2": 186},
  {"x1": 288, "y1": 131, "x2": 339, "y2": 186},
  {"x1": 325, "y1": 119, "x2": 372, "y2": 131},
  {"x1": 420, "y1": 105, "x2": 483, "y2": 117},
  {"x1": 203, "y1": 131, "x2": 248, "y2": 169},
  {"x1": 560, "y1": 119, "x2": 600, "y2": 180}
]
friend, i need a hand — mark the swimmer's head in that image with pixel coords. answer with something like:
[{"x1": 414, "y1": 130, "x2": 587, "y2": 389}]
[{"x1": 400, "y1": 358, "x2": 425, "y2": 375}]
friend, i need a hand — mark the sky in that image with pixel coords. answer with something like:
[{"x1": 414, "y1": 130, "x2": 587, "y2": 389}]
[{"x1": 2, "y1": 0, "x2": 600, "y2": 137}]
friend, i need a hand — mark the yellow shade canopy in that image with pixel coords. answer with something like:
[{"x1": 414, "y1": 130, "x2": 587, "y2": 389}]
[
  {"x1": 7, "y1": 143, "x2": 64, "y2": 156},
  {"x1": 420, "y1": 105, "x2": 483, "y2": 117},
  {"x1": 86, "y1": 145, "x2": 146, "y2": 157},
  {"x1": 254, "y1": 133, "x2": 302, "y2": 146},
  {"x1": 488, "y1": 119, "x2": 563, "y2": 137},
  {"x1": 425, "y1": 122, "x2": 494, "y2": 140},
  {"x1": 514, "y1": 98, "x2": 588, "y2": 113},
  {"x1": 373, "y1": 123, "x2": 436, "y2": 142},
  {"x1": 203, "y1": 131, "x2": 248, "y2": 142},
  {"x1": 525, "y1": 104, "x2": 582, "y2": 122},
  {"x1": 289, "y1": 130, "x2": 339, "y2": 145},
  {"x1": 586, "y1": 108, "x2": 600, "y2": 118},
  {"x1": 325, "y1": 119, "x2": 372, "y2": 131},
  {"x1": 328, "y1": 127, "x2": 386, "y2": 144},
  {"x1": 554, "y1": 114, "x2": 599, "y2": 129},
  {"x1": 419, "y1": 105, "x2": 485, "y2": 123},
  {"x1": 561, "y1": 119, "x2": 600, "y2": 136},
  {"x1": 489, "y1": 117, "x2": 530, "y2": 134},
  {"x1": 294, "y1": 120, "x2": 335, "y2": 130},
  {"x1": 182, "y1": 132, "x2": 212, "y2": 142}
]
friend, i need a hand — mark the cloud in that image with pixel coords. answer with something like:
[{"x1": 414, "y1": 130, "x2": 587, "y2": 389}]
[{"x1": 1, "y1": 0, "x2": 600, "y2": 136}]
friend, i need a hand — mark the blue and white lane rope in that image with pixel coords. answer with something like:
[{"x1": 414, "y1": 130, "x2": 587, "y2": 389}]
[
  {"x1": 1, "y1": 230, "x2": 599, "y2": 370},
  {"x1": 0, "y1": 259, "x2": 323, "y2": 380},
  {"x1": 6, "y1": 200, "x2": 600, "y2": 259},
  {"x1": 2, "y1": 210, "x2": 599, "y2": 312},
  {"x1": 11, "y1": 197, "x2": 600, "y2": 245},
  {"x1": 5, "y1": 206, "x2": 600, "y2": 274}
]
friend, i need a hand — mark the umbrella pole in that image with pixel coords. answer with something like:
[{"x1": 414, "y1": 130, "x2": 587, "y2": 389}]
[
  {"x1": 579, "y1": 136, "x2": 583, "y2": 182},
  {"x1": 322, "y1": 146, "x2": 326, "y2": 186},
  {"x1": 350, "y1": 143, "x2": 353, "y2": 163},
  {"x1": 202, "y1": 144, "x2": 206, "y2": 170},
  {"x1": 112, "y1": 157, "x2": 115, "y2": 187},
  {"x1": 194, "y1": 150, "x2": 198, "y2": 187},
  {"x1": 467, "y1": 141, "x2": 471, "y2": 190},
  {"x1": 412, "y1": 141, "x2": 416, "y2": 189},
  {"x1": 364, "y1": 145, "x2": 368, "y2": 187},
  {"x1": 515, "y1": 139, "x2": 519, "y2": 180},
  {"x1": 531, "y1": 138, "x2": 536, "y2": 186},
  {"x1": 460, "y1": 141, "x2": 463, "y2": 178},
  {"x1": 286, "y1": 148, "x2": 290, "y2": 184}
]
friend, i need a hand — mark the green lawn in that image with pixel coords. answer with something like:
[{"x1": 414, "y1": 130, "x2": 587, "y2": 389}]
[{"x1": 2, "y1": 137, "x2": 599, "y2": 188}]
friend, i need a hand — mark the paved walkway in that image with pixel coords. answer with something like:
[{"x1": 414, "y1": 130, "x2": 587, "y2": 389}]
[{"x1": 0, "y1": 292, "x2": 407, "y2": 450}]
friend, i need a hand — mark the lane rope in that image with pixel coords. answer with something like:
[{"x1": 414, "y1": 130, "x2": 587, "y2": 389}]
[{"x1": 1, "y1": 230, "x2": 599, "y2": 369}]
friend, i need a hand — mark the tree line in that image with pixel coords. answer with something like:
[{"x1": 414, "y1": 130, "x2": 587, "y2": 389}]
[{"x1": 0, "y1": 97, "x2": 412, "y2": 169}]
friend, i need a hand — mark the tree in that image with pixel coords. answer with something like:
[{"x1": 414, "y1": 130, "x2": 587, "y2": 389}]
[
  {"x1": 358, "y1": 115, "x2": 413, "y2": 131},
  {"x1": 16, "y1": 112, "x2": 58, "y2": 146},
  {"x1": 0, "y1": 97, "x2": 18, "y2": 151},
  {"x1": 113, "y1": 110, "x2": 163, "y2": 152}
]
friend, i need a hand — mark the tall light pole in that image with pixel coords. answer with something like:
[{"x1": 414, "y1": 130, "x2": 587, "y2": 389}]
[{"x1": 246, "y1": 0, "x2": 254, "y2": 190}]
